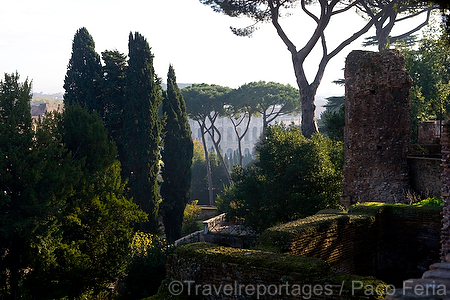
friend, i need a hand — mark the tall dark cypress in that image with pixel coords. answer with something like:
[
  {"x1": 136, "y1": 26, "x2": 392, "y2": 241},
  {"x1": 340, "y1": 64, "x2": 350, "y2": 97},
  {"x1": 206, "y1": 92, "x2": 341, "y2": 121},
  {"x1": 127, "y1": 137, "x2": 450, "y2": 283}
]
[
  {"x1": 123, "y1": 32, "x2": 162, "y2": 233},
  {"x1": 101, "y1": 50, "x2": 127, "y2": 163},
  {"x1": 63, "y1": 27, "x2": 103, "y2": 114},
  {"x1": 161, "y1": 65, "x2": 194, "y2": 242}
]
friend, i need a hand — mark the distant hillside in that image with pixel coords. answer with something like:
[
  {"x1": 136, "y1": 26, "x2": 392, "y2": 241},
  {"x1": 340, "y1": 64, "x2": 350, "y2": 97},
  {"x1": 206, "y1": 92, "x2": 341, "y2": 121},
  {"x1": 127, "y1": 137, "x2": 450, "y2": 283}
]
[
  {"x1": 161, "y1": 83, "x2": 192, "y2": 90},
  {"x1": 31, "y1": 84, "x2": 192, "y2": 104},
  {"x1": 32, "y1": 92, "x2": 63, "y2": 106}
]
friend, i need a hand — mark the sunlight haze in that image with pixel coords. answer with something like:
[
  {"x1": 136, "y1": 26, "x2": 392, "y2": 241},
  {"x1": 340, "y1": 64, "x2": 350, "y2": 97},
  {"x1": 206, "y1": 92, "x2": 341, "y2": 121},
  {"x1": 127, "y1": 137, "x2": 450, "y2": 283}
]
[{"x1": 1, "y1": 0, "x2": 428, "y2": 99}]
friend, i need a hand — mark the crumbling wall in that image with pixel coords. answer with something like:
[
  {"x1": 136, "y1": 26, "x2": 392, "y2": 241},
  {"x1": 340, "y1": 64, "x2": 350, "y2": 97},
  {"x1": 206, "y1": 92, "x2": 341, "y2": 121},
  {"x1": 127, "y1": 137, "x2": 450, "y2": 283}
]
[
  {"x1": 161, "y1": 243, "x2": 386, "y2": 300},
  {"x1": 257, "y1": 204, "x2": 441, "y2": 287},
  {"x1": 342, "y1": 50, "x2": 412, "y2": 205}
]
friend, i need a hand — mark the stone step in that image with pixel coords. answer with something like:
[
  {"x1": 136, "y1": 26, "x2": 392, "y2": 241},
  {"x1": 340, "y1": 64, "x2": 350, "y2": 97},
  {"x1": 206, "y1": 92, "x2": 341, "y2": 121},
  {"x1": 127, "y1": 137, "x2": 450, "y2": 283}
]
[
  {"x1": 386, "y1": 278, "x2": 450, "y2": 299},
  {"x1": 423, "y1": 270, "x2": 450, "y2": 280},
  {"x1": 430, "y1": 263, "x2": 450, "y2": 271}
]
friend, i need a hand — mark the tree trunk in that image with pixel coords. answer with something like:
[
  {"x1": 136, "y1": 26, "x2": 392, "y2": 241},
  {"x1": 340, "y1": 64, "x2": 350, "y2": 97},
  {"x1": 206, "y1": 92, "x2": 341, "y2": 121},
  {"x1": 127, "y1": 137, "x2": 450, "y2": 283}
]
[
  {"x1": 210, "y1": 137, "x2": 232, "y2": 185},
  {"x1": 291, "y1": 53, "x2": 320, "y2": 138},
  {"x1": 300, "y1": 89, "x2": 318, "y2": 138},
  {"x1": 231, "y1": 113, "x2": 251, "y2": 167},
  {"x1": 199, "y1": 123, "x2": 214, "y2": 206}
]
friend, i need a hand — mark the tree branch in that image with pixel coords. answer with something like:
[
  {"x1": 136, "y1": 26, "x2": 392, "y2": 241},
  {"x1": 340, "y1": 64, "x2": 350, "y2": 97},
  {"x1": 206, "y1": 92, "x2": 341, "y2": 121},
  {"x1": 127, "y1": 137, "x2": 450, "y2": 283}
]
[
  {"x1": 390, "y1": 9, "x2": 433, "y2": 44},
  {"x1": 301, "y1": 0, "x2": 320, "y2": 23},
  {"x1": 395, "y1": 5, "x2": 438, "y2": 23},
  {"x1": 331, "y1": 0, "x2": 363, "y2": 16},
  {"x1": 269, "y1": 0, "x2": 297, "y2": 53},
  {"x1": 327, "y1": 2, "x2": 395, "y2": 60}
]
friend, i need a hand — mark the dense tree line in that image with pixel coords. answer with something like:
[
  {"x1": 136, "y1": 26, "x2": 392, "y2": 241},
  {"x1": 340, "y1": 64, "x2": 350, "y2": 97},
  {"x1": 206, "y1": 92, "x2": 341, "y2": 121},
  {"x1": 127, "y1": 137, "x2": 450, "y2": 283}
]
[
  {"x1": 63, "y1": 27, "x2": 194, "y2": 235},
  {"x1": 0, "y1": 73, "x2": 146, "y2": 299},
  {"x1": 0, "y1": 26, "x2": 197, "y2": 298}
]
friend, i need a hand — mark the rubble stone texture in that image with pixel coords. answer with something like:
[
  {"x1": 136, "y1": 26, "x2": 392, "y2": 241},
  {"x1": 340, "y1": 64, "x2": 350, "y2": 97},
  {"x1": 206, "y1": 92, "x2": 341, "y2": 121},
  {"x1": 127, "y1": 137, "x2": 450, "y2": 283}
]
[{"x1": 342, "y1": 50, "x2": 412, "y2": 205}]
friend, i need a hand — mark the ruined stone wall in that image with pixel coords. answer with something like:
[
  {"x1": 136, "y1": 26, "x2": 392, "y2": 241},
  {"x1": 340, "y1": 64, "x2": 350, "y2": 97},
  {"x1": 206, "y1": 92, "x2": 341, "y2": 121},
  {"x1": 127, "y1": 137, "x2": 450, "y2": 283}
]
[
  {"x1": 162, "y1": 243, "x2": 385, "y2": 300},
  {"x1": 343, "y1": 50, "x2": 412, "y2": 205},
  {"x1": 257, "y1": 204, "x2": 441, "y2": 287}
]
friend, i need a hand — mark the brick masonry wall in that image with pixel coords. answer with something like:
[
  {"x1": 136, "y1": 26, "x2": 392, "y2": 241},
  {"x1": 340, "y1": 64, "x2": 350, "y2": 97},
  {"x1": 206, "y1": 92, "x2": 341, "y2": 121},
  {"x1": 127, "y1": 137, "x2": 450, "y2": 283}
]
[
  {"x1": 258, "y1": 205, "x2": 441, "y2": 287},
  {"x1": 343, "y1": 50, "x2": 412, "y2": 205}
]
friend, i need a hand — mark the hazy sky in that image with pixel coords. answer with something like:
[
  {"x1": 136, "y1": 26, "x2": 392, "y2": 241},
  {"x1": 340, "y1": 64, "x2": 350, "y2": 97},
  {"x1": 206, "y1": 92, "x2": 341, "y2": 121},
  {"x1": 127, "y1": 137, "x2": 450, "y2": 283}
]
[{"x1": 0, "y1": 0, "x2": 430, "y2": 98}]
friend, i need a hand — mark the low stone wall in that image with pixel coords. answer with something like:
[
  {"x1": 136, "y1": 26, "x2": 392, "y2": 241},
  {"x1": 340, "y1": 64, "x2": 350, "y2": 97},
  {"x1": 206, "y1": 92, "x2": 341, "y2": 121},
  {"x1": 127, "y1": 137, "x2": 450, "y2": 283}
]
[
  {"x1": 258, "y1": 204, "x2": 441, "y2": 287},
  {"x1": 174, "y1": 230, "x2": 204, "y2": 246},
  {"x1": 157, "y1": 243, "x2": 386, "y2": 300},
  {"x1": 202, "y1": 213, "x2": 226, "y2": 233}
]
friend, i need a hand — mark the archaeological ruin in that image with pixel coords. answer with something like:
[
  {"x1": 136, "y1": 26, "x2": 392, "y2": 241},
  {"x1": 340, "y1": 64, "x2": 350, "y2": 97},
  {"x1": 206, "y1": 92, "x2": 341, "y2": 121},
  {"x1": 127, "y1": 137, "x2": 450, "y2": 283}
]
[{"x1": 342, "y1": 50, "x2": 413, "y2": 206}]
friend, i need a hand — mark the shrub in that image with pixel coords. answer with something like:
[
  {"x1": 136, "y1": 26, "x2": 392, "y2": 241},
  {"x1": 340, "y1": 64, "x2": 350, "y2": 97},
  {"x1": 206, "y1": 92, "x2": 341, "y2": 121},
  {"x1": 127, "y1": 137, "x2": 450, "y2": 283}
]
[
  {"x1": 181, "y1": 200, "x2": 202, "y2": 235},
  {"x1": 117, "y1": 232, "x2": 173, "y2": 300},
  {"x1": 218, "y1": 124, "x2": 343, "y2": 232}
]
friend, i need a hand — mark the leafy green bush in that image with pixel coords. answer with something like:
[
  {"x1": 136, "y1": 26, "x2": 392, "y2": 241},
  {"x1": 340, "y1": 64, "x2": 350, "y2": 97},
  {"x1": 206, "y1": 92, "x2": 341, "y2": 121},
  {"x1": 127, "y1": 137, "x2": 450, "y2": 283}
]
[
  {"x1": 117, "y1": 232, "x2": 173, "y2": 300},
  {"x1": 217, "y1": 124, "x2": 343, "y2": 232},
  {"x1": 181, "y1": 200, "x2": 202, "y2": 235}
]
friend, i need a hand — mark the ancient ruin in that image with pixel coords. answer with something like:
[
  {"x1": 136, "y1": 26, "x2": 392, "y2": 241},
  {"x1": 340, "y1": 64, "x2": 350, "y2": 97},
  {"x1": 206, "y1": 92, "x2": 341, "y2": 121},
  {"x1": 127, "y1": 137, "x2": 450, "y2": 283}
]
[{"x1": 342, "y1": 50, "x2": 413, "y2": 206}]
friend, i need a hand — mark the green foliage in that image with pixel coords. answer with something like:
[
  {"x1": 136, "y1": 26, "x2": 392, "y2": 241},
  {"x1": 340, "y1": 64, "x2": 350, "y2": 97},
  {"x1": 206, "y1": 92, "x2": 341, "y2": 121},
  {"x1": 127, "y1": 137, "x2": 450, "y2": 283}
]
[
  {"x1": 224, "y1": 149, "x2": 253, "y2": 171},
  {"x1": 183, "y1": 83, "x2": 231, "y2": 121},
  {"x1": 0, "y1": 73, "x2": 146, "y2": 299},
  {"x1": 161, "y1": 65, "x2": 194, "y2": 242},
  {"x1": 34, "y1": 105, "x2": 147, "y2": 299},
  {"x1": 183, "y1": 83, "x2": 234, "y2": 187},
  {"x1": 174, "y1": 242, "x2": 331, "y2": 274},
  {"x1": 191, "y1": 149, "x2": 229, "y2": 205},
  {"x1": 398, "y1": 26, "x2": 450, "y2": 142},
  {"x1": 230, "y1": 81, "x2": 300, "y2": 134},
  {"x1": 320, "y1": 104, "x2": 345, "y2": 142},
  {"x1": 181, "y1": 200, "x2": 203, "y2": 236},
  {"x1": 414, "y1": 197, "x2": 443, "y2": 207},
  {"x1": 63, "y1": 27, "x2": 103, "y2": 114},
  {"x1": 101, "y1": 49, "x2": 127, "y2": 163},
  {"x1": 118, "y1": 232, "x2": 172, "y2": 300},
  {"x1": 0, "y1": 72, "x2": 55, "y2": 299},
  {"x1": 123, "y1": 32, "x2": 163, "y2": 233},
  {"x1": 218, "y1": 124, "x2": 343, "y2": 232}
]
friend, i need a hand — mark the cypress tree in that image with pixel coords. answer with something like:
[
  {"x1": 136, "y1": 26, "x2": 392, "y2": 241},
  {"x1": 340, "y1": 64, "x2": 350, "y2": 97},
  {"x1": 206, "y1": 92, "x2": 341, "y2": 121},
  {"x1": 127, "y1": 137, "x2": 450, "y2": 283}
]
[
  {"x1": 101, "y1": 50, "x2": 127, "y2": 163},
  {"x1": 161, "y1": 65, "x2": 194, "y2": 242},
  {"x1": 0, "y1": 72, "x2": 35, "y2": 299},
  {"x1": 123, "y1": 32, "x2": 162, "y2": 233},
  {"x1": 63, "y1": 27, "x2": 103, "y2": 115}
]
